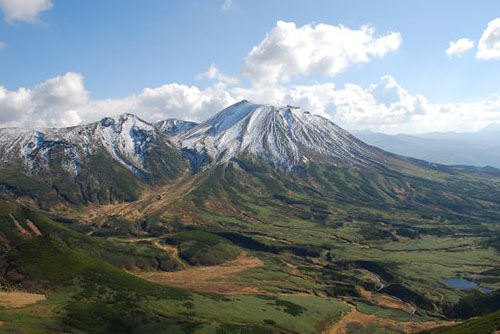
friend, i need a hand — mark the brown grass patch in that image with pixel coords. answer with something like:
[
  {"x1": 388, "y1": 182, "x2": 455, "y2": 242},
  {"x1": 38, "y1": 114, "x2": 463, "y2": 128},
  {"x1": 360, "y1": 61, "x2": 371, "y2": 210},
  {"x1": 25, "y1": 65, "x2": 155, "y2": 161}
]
[
  {"x1": 326, "y1": 303, "x2": 454, "y2": 334},
  {"x1": 0, "y1": 291, "x2": 45, "y2": 308},
  {"x1": 357, "y1": 287, "x2": 414, "y2": 313},
  {"x1": 135, "y1": 252, "x2": 265, "y2": 295}
]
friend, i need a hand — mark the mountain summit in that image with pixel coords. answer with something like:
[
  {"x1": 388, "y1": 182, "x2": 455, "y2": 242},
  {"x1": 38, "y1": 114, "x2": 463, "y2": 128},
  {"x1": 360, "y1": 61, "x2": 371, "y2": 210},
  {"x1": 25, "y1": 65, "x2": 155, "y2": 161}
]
[{"x1": 177, "y1": 100, "x2": 382, "y2": 171}]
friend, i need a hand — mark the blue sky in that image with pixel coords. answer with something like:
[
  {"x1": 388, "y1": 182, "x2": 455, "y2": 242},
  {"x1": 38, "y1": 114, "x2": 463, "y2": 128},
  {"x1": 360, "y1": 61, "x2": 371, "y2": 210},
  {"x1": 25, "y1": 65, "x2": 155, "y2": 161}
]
[{"x1": 1, "y1": 0, "x2": 500, "y2": 133}]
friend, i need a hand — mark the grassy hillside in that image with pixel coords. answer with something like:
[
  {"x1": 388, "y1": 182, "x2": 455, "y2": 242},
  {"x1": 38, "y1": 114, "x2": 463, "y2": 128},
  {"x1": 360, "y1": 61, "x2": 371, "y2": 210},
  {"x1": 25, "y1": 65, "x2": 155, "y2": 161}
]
[
  {"x1": 421, "y1": 310, "x2": 500, "y2": 334},
  {"x1": 0, "y1": 234, "x2": 350, "y2": 334},
  {"x1": 0, "y1": 199, "x2": 353, "y2": 334}
]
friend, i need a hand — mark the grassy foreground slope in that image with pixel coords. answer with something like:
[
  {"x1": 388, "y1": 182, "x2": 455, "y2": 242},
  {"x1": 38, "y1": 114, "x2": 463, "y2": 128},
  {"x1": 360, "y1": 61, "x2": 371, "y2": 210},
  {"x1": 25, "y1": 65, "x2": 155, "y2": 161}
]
[
  {"x1": 0, "y1": 199, "x2": 351, "y2": 334},
  {"x1": 420, "y1": 310, "x2": 500, "y2": 334}
]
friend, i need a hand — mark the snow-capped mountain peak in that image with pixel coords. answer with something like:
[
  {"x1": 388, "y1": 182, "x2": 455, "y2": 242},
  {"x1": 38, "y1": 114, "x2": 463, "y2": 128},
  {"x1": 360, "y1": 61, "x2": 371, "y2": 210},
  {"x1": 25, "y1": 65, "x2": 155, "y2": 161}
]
[{"x1": 179, "y1": 100, "x2": 380, "y2": 170}]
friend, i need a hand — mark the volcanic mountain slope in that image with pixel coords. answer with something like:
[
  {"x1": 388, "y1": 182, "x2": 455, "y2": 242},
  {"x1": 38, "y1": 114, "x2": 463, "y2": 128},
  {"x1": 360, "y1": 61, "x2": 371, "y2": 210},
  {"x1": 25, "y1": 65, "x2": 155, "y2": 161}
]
[
  {"x1": 148, "y1": 101, "x2": 499, "y2": 221},
  {"x1": 37, "y1": 101, "x2": 499, "y2": 245},
  {"x1": 1, "y1": 100, "x2": 500, "y2": 214},
  {"x1": 0, "y1": 113, "x2": 186, "y2": 207},
  {"x1": 176, "y1": 100, "x2": 389, "y2": 172}
]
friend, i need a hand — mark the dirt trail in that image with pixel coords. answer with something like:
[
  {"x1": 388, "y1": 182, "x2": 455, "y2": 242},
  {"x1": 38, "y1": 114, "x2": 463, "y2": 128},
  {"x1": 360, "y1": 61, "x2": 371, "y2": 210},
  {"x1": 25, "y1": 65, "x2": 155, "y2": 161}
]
[
  {"x1": 0, "y1": 232, "x2": 10, "y2": 249},
  {"x1": 325, "y1": 302, "x2": 453, "y2": 334},
  {"x1": 358, "y1": 269, "x2": 384, "y2": 290},
  {"x1": 356, "y1": 270, "x2": 418, "y2": 314},
  {"x1": 0, "y1": 291, "x2": 45, "y2": 308},
  {"x1": 109, "y1": 237, "x2": 158, "y2": 243},
  {"x1": 152, "y1": 240, "x2": 189, "y2": 269},
  {"x1": 136, "y1": 252, "x2": 265, "y2": 295},
  {"x1": 9, "y1": 214, "x2": 31, "y2": 239}
]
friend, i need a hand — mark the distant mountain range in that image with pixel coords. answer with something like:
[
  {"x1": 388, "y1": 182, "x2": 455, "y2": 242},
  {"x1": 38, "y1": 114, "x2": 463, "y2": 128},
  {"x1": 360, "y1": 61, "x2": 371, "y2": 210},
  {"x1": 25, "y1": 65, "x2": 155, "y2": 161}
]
[{"x1": 354, "y1": 125, "x2": 500, "y2": 168}]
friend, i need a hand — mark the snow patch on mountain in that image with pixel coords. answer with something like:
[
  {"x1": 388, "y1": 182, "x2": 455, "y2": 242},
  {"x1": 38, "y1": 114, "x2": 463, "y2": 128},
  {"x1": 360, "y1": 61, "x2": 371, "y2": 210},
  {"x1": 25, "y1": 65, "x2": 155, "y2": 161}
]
[{"x1": 155, "y1": 119, "x2": 198, "y2": 135}]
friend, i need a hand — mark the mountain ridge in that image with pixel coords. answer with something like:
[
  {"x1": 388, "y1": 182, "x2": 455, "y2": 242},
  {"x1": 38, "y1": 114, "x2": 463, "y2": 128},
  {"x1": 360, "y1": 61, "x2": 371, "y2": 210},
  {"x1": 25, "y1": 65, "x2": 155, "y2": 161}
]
[
  {"x1": 0, "y1": 100, "x2": 499, "y2": 209},
  {"x1": 0, "y1": 100, "x2": 392, "y2": 176}
]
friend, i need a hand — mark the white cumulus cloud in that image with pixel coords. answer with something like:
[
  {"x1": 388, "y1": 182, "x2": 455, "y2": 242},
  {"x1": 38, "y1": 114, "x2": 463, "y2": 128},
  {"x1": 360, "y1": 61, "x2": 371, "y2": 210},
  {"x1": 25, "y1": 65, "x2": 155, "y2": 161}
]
[
  {"x1": 242, "y1": 20, "x2": 401, "y2": 85},
  {"x1": 445, "y1": 38, "x2": 474, "y2": 56},
  {"x1": 2, "y1": 72, "x2": 500, "y2": 134},
  {"x1": 83, "y1": 82, "x2": 236, "y2": 124},
  {"x1": 0, "y1": 72, "x2": 237, "y2": 128},
  {"x1": 0, "y1": 72, "x2": 87, "y2": 128},
  {"x1": 0, "y1": 0, "x2": 52, "y2": 23},
  {"x1": 477, "y1": 17, "x2": 500, "y2": 60},
  {"x1": 300, "y1": 77, "x2": 500, "y2": 134},
  {"x1": 232, "y1": 75, "x2": 500, "y2": 134}
]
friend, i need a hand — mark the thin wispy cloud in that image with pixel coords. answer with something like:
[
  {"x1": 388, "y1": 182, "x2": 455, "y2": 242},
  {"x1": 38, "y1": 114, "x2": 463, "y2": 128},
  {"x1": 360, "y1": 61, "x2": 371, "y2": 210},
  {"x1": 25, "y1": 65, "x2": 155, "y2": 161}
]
[
  {"x1": 197, "y1": 63, "x2": 238, "y2": 85},
  {"x1": 220, "y1": 0, "x2": 234, "y2": 12}
]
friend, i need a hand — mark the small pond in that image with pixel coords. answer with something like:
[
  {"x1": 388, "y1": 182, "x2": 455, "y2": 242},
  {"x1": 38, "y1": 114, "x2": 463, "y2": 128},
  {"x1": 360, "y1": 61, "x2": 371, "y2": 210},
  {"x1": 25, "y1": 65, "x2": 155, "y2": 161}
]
[
  {"x1": 443, "y1": 278, "x2": 478, "y2": 289},
  {"x1": 443, "y1": 278, "x2": 492, "y2": 293}
]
